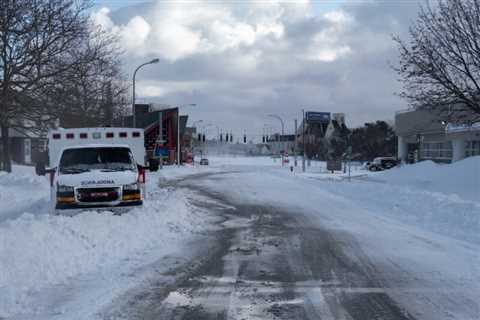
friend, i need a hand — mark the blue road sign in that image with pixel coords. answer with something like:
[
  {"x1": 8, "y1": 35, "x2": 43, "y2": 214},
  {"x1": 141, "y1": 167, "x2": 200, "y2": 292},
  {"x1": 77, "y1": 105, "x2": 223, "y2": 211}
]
[{"x1": 306, "y1": 112, "x2": 331, "y2": 123}]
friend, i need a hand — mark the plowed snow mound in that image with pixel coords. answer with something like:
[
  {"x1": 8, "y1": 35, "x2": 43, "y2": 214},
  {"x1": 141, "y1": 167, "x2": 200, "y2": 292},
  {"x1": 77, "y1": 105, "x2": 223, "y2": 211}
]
[{"x1": 374, "y1": 156, "x2": 480, "y2": 202}]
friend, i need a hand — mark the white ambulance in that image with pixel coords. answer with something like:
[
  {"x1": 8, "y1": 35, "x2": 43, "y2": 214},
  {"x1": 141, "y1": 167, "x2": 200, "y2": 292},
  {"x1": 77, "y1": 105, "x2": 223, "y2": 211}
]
[{"x1": 36, "y1": 128, "x2": 158, "y2": 215}]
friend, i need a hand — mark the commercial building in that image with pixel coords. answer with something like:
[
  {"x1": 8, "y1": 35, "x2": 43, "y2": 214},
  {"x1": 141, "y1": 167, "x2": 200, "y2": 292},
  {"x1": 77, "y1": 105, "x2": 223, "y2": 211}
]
[
  {"x1": 395, "y1": 108, "x2": 480, "y2": 163},
  {"x1": 122, "y1": 104, "x2": 190, "y2": 165}
]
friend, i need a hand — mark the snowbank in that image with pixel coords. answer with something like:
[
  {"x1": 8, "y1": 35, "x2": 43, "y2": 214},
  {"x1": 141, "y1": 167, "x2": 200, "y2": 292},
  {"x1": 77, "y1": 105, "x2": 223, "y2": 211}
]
[
  {"x1": 0, "y1": 171, "x2": 212, "y2": 318},
  {"x1": 288, "y1": 157, "x2": 480, "y2": 244},
  {"x1": 373, "y1": 156, "x2": 480, "y2": 202},
  {"x1": 0, "y1": 165, "x2": 50, "y2": 222}
]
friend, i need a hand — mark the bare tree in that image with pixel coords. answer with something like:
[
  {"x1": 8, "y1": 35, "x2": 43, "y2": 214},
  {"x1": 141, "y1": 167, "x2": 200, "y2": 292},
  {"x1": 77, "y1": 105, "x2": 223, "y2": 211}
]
[
  {"x1": 45, "y1": 29, "x2": 128, "y2": 128},
  {"x1": 394, "y1": 0, "x2": 480, "y2": 122},
  {"x1": 0, "y1": 0, "x2": 91, "y2": 172}
]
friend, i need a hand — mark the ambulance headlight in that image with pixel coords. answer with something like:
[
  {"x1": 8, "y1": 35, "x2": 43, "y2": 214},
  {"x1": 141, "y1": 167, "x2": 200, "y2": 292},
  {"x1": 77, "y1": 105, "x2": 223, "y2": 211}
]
[
  {"x1": 57, "y1": 184, "x2": 74, "y2": 193},
  {"x1": 123, "y1": 183, "x2": 140, "y2": 191}
]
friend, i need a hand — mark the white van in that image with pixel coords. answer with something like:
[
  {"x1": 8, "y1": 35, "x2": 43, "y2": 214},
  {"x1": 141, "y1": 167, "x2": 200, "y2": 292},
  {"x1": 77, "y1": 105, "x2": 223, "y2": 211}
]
[{"x1": 36, "y1": 128, "x2": 159, "y2": 215}]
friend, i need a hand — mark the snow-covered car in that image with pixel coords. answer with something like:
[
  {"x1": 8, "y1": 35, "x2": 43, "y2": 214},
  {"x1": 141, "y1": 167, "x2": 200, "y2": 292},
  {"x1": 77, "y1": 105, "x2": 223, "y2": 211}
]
[
  {"x1": 367, "y1": 157, "x2": 399, "y2": 171},
  {"x1": 36, "y1": 128, "x2": 158, "y2": 215},
  {"x1": 200, "y1": 158, "x2": 209, "y2": 165}
]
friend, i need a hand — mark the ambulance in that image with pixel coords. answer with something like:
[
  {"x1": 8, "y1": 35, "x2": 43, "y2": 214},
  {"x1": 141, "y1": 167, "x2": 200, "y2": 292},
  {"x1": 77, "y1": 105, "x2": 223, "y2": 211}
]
[{"x1": 36, "y1": 128, "x2": 158, "y2": 215}]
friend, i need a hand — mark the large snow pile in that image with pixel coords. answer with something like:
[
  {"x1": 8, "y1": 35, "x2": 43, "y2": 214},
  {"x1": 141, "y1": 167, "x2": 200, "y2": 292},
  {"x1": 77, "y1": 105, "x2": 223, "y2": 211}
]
[
  {"x1": 0, "y1": 165, "x2": 50, "y2": 222},
  {"x1": 373, "y1": 156, "x2": 480, "y2": 201},
  {"x1": 0, "y1": 169, "x2": 213, "y2": 318},
  {"x1": 298, "y1": 156, "x2": 480, "y2": 244}
]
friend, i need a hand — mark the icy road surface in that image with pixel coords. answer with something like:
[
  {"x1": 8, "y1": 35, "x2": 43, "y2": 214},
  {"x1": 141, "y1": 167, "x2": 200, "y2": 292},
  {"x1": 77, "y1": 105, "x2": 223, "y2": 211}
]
[{"x1": 102, "y1": 157, "x2": 480, "y2": 320}]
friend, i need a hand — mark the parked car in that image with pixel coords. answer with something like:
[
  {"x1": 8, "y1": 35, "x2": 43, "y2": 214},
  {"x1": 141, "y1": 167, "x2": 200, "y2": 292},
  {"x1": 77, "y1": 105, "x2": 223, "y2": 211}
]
[
  {"x1": 200, "y1": 158, "x2": 209, "y2": 165},
  {"x1": 367, "y1": 157, "x2": 399, "y2": 171}
]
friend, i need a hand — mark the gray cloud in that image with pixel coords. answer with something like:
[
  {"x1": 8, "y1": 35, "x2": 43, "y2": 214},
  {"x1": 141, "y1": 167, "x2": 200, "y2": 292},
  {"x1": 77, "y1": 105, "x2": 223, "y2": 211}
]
[{"x1": 95, "y1": 0, "x2": 421, "y2": 138}]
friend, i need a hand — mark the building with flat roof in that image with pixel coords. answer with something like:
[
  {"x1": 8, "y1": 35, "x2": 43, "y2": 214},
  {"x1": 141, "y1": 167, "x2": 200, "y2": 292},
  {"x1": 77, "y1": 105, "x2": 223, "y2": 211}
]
[
  {"x1": 395, "y1": 108, "x2": 480, "y2": 163},
  {"x1": 121, "y1": 104, "x2": 189, "y2": 164}
]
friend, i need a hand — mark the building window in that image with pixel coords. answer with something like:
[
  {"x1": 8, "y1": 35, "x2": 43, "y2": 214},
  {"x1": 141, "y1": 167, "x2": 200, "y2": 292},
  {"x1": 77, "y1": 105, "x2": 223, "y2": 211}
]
[
  {"x1": 421, "y1": 141, "x2": 452, "y2": 161},
  {"x1": 466, "y1": 140, "x2": 480, "y2": 157}
]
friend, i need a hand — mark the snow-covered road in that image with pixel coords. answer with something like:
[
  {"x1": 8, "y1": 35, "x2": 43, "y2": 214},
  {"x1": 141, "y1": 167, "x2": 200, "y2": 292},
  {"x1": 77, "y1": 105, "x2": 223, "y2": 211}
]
[
  {"x1": 106, "y1": 156, "x2": 480, "y2": 320},
  {"x1": 1, "y1": 156, "x2": 479, "y2": 319},
  {"x1": 107, "y1": 172, "x2": 412, "y2": 319}
]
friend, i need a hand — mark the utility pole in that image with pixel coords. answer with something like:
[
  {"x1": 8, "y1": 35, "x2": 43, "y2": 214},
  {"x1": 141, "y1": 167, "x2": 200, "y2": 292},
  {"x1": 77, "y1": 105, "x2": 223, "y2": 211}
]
[
  {"x1": 302, "y1": 109, "x2": 306, "y2": 172},
  {"x1": 294, "y1": 119, "x2": 298, "y2": 167}
]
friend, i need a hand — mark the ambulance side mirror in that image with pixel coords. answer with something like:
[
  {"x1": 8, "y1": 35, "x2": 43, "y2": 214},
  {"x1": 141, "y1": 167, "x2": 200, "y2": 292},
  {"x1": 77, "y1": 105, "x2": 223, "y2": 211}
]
[
  {"x1": 149, "y1": 158, "x2": 159, "y2": 172},
  {"x1": 35, "y1": 162, "x2": 46, "y2": 176}
]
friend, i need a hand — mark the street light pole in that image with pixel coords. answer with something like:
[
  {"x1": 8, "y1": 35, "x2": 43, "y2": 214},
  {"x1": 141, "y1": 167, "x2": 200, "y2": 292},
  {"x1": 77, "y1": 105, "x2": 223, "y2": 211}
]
[
  {"x1": 132, "y1": 58, "x2": 159, "y2": 127},
  {"x1": 268, "y1": 114, "x2": 285, "y2": 166}
]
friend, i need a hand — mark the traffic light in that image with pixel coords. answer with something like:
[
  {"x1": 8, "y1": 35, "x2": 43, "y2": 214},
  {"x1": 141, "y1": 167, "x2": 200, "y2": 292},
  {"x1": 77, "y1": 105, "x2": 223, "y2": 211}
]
[
  {"x1": 243, "y1": 134, "x2": 246, "y2": 143},
  {"x1": 198, "y1": 133, "x2": 201, "y2": 141},
  {"x1": 202, "y1": 134, "x2": 206, "y2": 142},
  {"x1": 220, "y1": 134, "x2": 223, "y2": 142},
  {"x1": 262, "y1": 136, "x2": 265, "y2": 143}
]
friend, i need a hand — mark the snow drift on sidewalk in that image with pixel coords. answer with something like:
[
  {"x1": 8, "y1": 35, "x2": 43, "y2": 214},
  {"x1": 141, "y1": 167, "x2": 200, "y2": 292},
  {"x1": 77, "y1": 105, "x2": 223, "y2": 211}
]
[
  {"x1": 0, "y1": 165, "x2": 50, "y2": 222},
  {"x1": 0, "y1": 181, "x2": 210, "y2": 318},
  {"x1": 296, "y1": 156, "x2": 480, "y2": 244},
  {"x1": 373, "y1": 156, "x2": 480, "y2": 202}
]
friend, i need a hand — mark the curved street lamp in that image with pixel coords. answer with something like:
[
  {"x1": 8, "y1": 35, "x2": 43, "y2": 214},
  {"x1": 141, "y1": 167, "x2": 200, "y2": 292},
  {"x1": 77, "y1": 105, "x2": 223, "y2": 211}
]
[{"x1": 132, "y1": 58, "x2": 160, "y2": 127}]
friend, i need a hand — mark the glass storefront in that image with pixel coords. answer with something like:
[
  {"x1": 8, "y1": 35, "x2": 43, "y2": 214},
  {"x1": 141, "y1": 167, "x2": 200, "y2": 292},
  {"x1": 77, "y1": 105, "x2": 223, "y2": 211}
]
[
  {"x1": 421, "y1": 141, "x2": 453, "y2": 161},
  {"x1": 466, "y1": 140, "x2": 480, "y2": 157}
]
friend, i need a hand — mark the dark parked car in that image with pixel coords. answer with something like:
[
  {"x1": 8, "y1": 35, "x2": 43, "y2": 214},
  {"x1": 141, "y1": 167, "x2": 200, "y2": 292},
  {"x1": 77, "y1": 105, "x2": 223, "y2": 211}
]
[
  {"x1": 200, "y1": 158, "x2": 209, "y2": 165},
  {"x1": 367, "y1": 157, "x2": 399, "y2": 171}
]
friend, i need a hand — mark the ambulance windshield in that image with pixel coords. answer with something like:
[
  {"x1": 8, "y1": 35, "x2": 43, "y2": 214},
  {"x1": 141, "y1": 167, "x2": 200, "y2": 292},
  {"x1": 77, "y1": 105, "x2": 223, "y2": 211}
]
[{"x1": 59, "y1": 147, "x2": 136, "y2": 174}]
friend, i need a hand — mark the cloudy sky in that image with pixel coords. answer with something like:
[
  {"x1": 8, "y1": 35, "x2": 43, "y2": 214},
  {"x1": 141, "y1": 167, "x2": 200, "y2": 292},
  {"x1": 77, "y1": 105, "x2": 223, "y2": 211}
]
[{"x1": 91, "y1": 0, "x2": 422, "y2": 139}]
